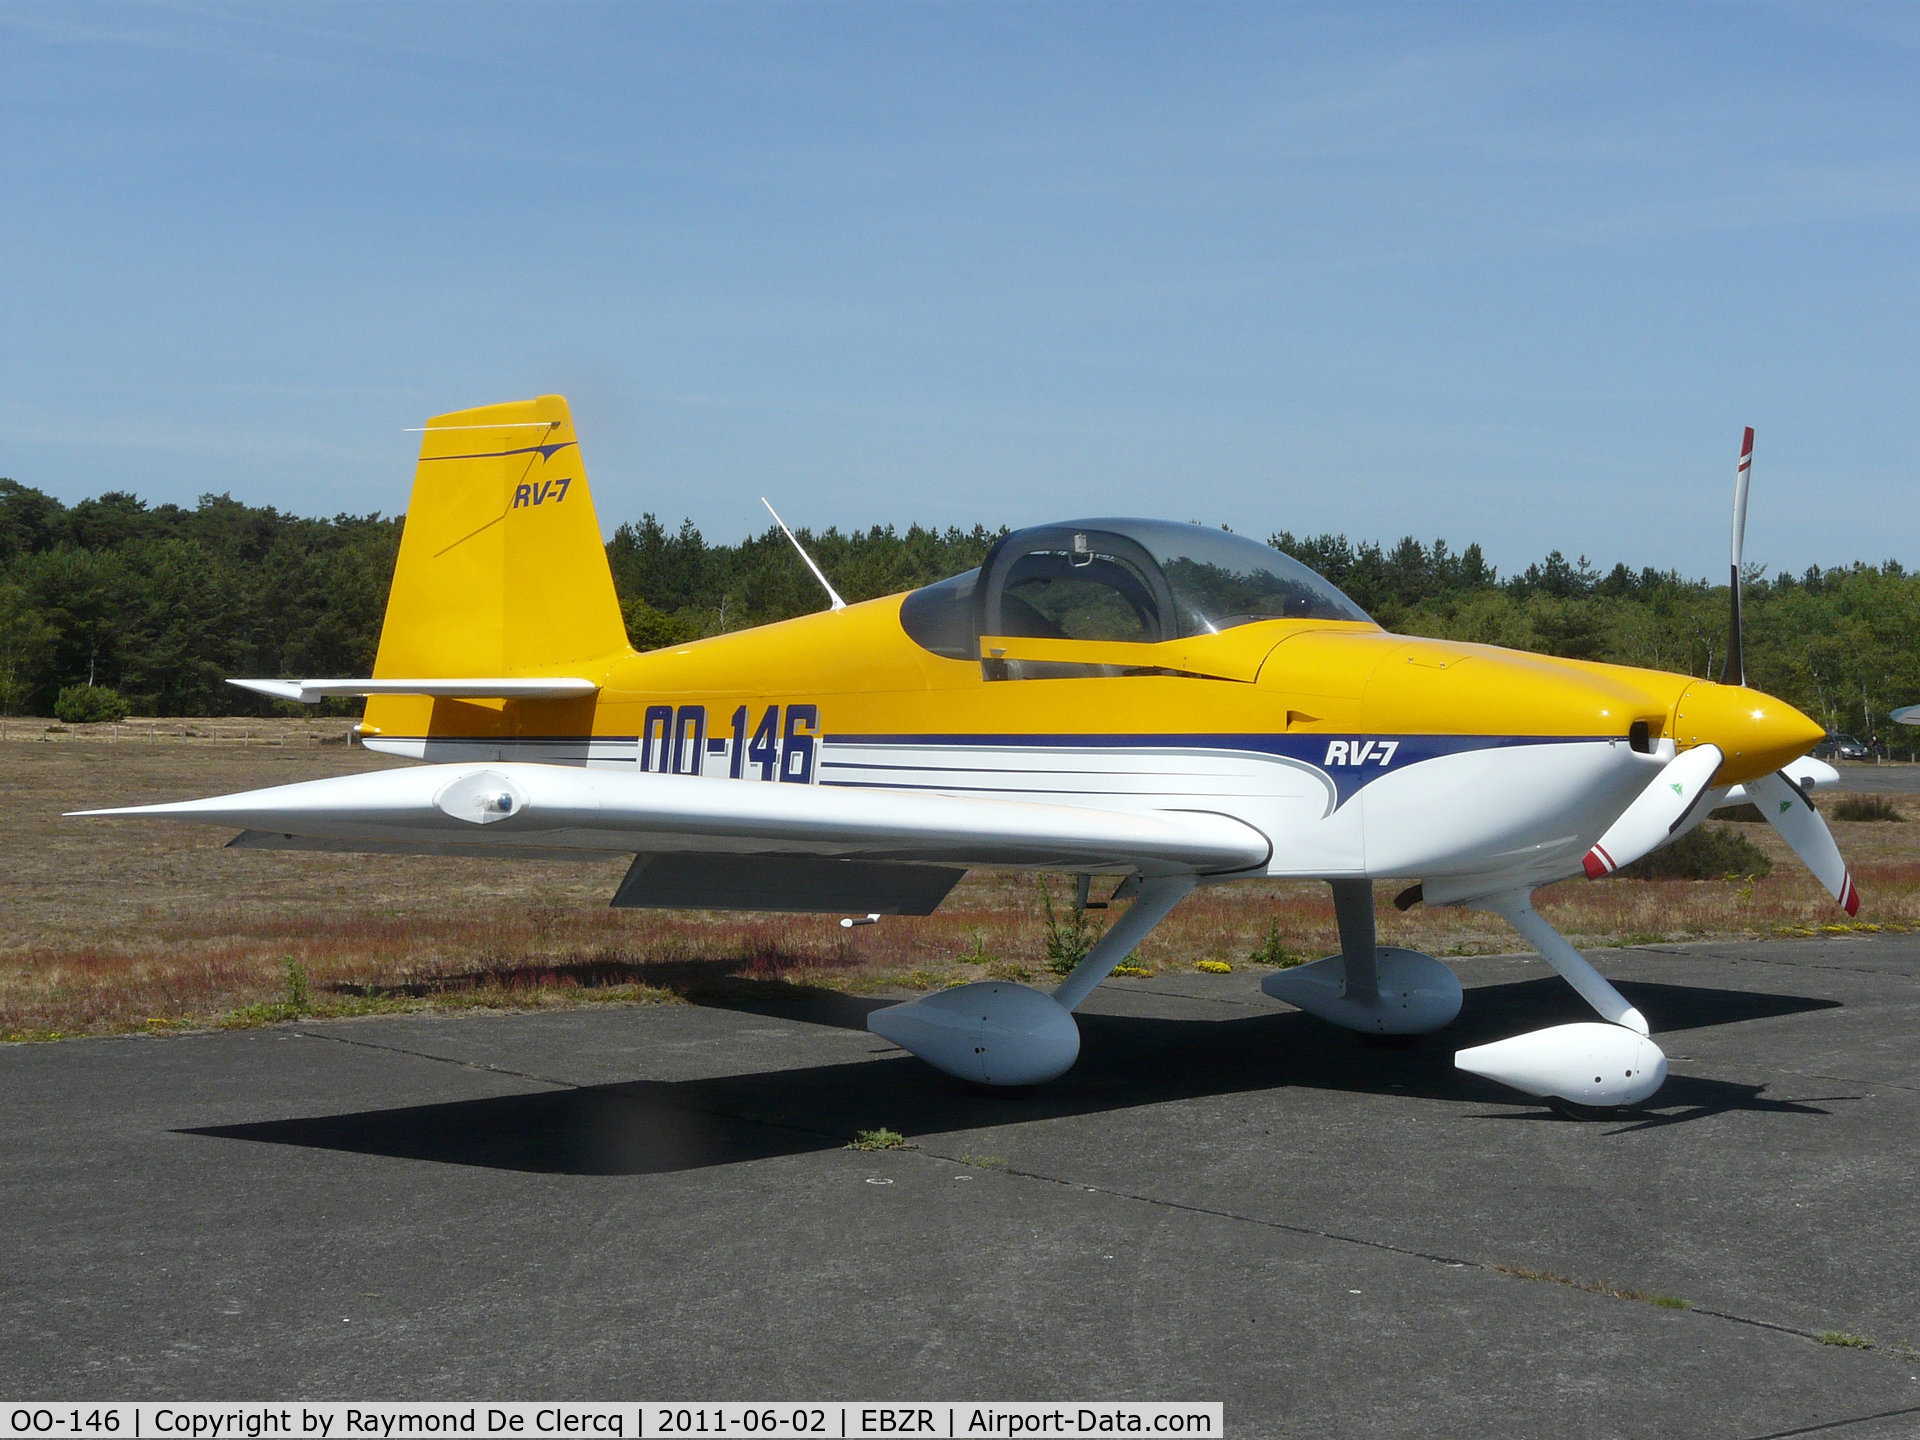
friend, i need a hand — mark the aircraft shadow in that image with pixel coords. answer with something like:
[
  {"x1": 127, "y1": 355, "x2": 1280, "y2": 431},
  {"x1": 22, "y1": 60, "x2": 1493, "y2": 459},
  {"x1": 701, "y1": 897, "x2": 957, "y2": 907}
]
[{"x1": 182, "y1": 976, "x2": 1842, "y2": 1176}]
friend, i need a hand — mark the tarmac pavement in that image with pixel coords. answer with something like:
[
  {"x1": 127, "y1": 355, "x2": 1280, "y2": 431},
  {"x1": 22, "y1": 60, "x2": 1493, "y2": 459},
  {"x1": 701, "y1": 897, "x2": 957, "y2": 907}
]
[
  {"x1": 1829, "y1": 762, "x2": 1920, "y2": 795},
  {"x1": 6, "y1": 935, "x2": 1920, "y2": 1438}
]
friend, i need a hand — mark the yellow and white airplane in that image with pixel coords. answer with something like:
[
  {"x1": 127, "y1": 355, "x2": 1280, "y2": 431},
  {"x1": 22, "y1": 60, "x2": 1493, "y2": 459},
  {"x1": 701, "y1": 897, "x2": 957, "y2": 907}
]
[{"x1": 81, "y1": 402, "x2": 1857, "y2": 1110}]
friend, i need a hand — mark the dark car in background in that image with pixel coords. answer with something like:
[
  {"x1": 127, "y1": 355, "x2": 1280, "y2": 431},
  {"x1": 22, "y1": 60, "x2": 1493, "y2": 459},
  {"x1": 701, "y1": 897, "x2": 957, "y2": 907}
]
[{"x1": 1814, "y1": 733, "x2": 1872, "y2": 761}]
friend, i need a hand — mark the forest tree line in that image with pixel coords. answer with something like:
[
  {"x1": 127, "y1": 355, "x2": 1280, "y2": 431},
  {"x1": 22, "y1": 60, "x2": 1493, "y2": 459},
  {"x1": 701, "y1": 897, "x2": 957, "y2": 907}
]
[{"x1": 1, "y1": 477, "x2": 1915, "y2": 743}]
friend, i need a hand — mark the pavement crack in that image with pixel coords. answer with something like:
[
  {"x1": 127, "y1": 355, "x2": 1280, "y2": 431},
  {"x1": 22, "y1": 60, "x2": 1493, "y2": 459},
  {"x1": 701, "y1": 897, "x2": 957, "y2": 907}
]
[
  {"x1": 289, "y1": 1029, "x2": 580, "y2": 1090},
  {"x1": 289, "y1": 1016, "x2": 1912, "y2": 1373},
  {"x1": 1739, "y1": 1401, "x2": 1920, "y2": 1439},
  {"x1": 1102, "y1": 985, "x2": 1273, "y2": 1008},
  {"x1": 1764, "y1": 1066, "x2": 1920, "y2": 1095},
  {"x1": 1632, "y1": 945, "x2": 1920, "y2": 982},
  {"x1": 913, "y1": 1145, "x2": 1911, "y2": 1366}
]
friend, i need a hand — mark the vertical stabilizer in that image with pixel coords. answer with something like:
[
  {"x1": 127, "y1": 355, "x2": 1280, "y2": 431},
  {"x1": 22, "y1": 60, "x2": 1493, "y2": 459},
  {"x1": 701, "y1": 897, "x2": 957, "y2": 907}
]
[{"x1": 373, "y1": 395, "x2": 629, "y2": 679}]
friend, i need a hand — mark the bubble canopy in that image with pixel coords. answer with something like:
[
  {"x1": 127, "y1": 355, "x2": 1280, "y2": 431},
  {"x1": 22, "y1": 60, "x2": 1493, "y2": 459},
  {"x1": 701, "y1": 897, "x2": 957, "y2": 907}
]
[{"x1": 899, "y1": 518, "x2": 1372, "y2": 660}]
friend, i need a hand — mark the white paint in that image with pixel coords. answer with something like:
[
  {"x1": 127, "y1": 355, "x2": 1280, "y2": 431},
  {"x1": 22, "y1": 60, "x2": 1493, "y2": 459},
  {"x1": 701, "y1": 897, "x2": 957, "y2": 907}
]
[
  {"x1": 71, "y1": 762, "x2": 1272, "y2": 875},
  {"x1": 1456, "y1": 1023, "x2": 1668, "y2": 1107},
  {"x1": 1480, "y1": 890, "x2": 1648, "y2": 1035},
  {"x1": 1749, "y1": 770, "x2": 1856, "y2": 909},
  {"x1": 1361, "y1": 740, "x2": 1660, "y2": 879},
  {"x1": 1582, "y1": 743, "x2": 1725, "y2": 876}
]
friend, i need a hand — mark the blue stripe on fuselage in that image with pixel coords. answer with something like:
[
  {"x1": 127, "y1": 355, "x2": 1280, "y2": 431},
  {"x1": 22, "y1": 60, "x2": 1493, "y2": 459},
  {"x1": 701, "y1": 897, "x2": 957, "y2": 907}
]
[{"x1": 821, "y1": 732, "x2": 1608, "y2": 810}]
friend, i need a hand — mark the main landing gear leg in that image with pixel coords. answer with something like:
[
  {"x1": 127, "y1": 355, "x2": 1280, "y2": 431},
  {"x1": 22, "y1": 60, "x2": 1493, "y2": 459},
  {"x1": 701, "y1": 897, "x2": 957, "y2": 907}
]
[
  {"x1": 1330, "y1": 879, "x2": 1380, "y2": 1005},
  {"x1": 1052, "y1": 875, "x2": 1195, "y2": 1012},
  {"x1": 1260, "y1": 878, "x2": 1463, "y2": 1035},
  {"x1": 1453, "y1": 887, "x2": 1667, "y2": 1111},
  {"x1": 866, "y1": 874, "x2": 1196, "y2": 1086}
]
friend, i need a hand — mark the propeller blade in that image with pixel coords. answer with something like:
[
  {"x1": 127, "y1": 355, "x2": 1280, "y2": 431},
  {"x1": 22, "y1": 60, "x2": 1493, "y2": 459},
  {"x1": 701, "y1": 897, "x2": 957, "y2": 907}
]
[
  {"x1": 1748, "y1": 771, "x2": 1861, "y2": 915},
  {"x1": 1721, "y1": 426, "x2": 1754, "y2": 687},
  {"x1": 1583, "y1": 744, "x2": 1726, "y2": 878}
]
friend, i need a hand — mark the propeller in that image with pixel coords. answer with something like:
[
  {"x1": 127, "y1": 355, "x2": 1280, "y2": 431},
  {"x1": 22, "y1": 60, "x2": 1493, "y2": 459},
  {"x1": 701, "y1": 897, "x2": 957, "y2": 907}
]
[
  {"x1": 1582, "y1": 428, "x2": 1862, "y2": 914},
  {"x1": 1747, "y1": 771, "x2": 1860, "y2": 915},
  {"x1": 1582, "y1": 743, "x2": 1724, "y2": 877},
  {"x1": 1722, "y1": 426, "x2": 1754, "y2": 687}
]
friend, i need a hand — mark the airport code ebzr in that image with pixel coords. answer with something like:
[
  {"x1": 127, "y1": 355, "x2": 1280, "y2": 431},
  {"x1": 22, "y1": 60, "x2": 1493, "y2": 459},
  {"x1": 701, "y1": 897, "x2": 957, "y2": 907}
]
[{"x1": 1, "y1": 1405, "x2": 1222, "y2": 1439}]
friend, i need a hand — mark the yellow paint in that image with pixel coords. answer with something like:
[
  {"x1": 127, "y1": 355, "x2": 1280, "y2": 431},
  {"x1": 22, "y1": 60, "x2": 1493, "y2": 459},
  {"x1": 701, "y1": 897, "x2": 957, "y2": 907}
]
[
  {"x1": 362, "y1": 395, "x2": 1826, "y2": 789},
  {"x1": 977, "y1": 625, "x2": 1321, "y2": 683},
  {"x1": 1673, "y1": 679, "x2": 1826, "y2": 784},
  {"x1": 372, "y1": 395, "x2": 628, "y2": 680}
]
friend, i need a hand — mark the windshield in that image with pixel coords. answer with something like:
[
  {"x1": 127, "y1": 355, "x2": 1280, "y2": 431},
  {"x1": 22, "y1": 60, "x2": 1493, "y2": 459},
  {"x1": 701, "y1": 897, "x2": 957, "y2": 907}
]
[
  {"x1": 897, "y1": 518, "x2": 1370, "y2": 660},
  {"x1": 1078, "y1": 519, "x2": 1371, "y2": 633}
]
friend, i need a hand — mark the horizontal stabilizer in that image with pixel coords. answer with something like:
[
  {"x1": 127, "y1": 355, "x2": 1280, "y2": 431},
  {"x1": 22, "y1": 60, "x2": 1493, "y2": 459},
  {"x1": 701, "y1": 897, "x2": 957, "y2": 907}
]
[
  {"x1": 74, "y1": 762, "x2": 1273, "y2": 877},
  {"x1": 228, "y1": 677, "x2": 598, "y2": 705}
]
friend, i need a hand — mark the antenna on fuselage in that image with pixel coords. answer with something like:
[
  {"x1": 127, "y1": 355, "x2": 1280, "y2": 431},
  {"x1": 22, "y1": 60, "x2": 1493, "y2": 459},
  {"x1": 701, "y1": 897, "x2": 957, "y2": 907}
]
[{"x1": 761, "y1": 497, "x2": 847, "y2": 612}]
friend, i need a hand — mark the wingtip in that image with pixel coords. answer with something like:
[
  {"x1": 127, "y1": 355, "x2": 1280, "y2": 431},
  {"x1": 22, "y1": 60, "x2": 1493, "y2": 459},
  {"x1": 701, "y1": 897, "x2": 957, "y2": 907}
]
[
  {"x1": 1842, "y1": 875, "x2": 1861, "y2": 917},
  {"x1": 1582, "y1": 848, "x2": 1611, "y2": 880}
]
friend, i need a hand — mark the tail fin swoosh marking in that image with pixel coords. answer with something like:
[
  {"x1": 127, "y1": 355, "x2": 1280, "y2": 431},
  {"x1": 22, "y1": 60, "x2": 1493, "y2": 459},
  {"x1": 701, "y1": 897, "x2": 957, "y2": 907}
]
[{"x1": 422, "y1": 441, "x2": 578, "y2": 463}]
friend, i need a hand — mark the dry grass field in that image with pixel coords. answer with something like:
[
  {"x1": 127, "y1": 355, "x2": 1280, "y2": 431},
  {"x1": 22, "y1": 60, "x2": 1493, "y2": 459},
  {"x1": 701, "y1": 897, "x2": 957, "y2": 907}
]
[{"x1": 4, "y1": 717, "x2": 1917, "y2": 1041}]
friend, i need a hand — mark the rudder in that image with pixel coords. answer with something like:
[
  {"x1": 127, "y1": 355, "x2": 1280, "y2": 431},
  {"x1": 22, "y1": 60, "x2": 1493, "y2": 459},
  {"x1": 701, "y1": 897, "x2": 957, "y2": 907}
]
[{"x1": 373, "y1": 395, "x2": 629, "y2": 679}]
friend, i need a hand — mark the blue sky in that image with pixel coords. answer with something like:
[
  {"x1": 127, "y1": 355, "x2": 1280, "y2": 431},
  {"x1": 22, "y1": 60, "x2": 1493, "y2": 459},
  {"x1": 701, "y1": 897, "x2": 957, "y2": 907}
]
[{"x1": 3, "y1": 2, "x2": 1916, "y2": 579}]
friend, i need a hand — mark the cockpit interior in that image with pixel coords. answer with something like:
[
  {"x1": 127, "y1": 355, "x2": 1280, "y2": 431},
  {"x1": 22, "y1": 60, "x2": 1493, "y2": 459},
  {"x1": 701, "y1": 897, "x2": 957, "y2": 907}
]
[{"x1": 899, "y1": 518, "x2": 1371, "y2": 667}]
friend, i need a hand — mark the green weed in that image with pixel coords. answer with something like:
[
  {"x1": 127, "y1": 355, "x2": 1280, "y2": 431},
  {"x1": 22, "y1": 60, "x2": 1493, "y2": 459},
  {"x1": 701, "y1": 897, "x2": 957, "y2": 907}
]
[
  {"x1": 1249, "y1": 922, "x2": 1305, "y2": 968},
  {"x1": 1042, "y1": 882, "x2": 1104, "y2": 975},
  {"x1": 958, "y1": 931, "x2": 996, "y2": 967},
  {"x1": 1494, "y1": 1264, "x2": 1690, "y2": 1313}
]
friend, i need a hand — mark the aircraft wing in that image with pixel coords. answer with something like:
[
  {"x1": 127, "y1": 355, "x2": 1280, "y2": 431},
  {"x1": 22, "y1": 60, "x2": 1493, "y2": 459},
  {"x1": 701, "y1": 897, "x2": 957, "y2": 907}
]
[{"x1": 72, "y1": 762, "x2": 1272, "y2": 881}]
